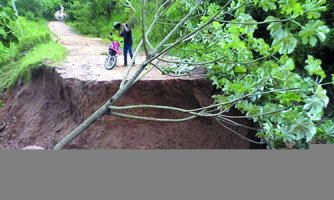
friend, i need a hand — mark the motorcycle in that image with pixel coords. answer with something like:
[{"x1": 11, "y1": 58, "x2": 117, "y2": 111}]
[{"x1": 104, "y1": 36, "x2": 121, "y2": 70}]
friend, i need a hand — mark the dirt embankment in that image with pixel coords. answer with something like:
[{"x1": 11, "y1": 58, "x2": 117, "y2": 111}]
[
  {"x1": 0, "y1": 22, "x2": 262, "y2": 149},
  {"x1": 0, "y1": 67, "x2": 258, "y2": 149}
]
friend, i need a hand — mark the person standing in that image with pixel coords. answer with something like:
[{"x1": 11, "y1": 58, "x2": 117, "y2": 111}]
[{"x1": 119, "y1": 23, "x2": 135, "y2": 66}]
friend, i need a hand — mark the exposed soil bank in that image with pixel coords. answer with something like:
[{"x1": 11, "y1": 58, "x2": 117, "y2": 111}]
[
  {"x1": 0, "y1": 21, "x2": 263, "y2": 149},
  {"x1": 0, "y1": 67, "x2": 258, "y2": 149}
]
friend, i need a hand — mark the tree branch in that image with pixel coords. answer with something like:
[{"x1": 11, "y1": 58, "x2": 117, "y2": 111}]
[
  {"x1": 217, "y1": 116, "x2": 260, "y2": 131},
  {"x1": 120, "y1": 0, "x2": 175, "y2": 87},
  {"x1": 157, "y1": 54, "x2": 273, "y2": 66},
  {"x1": 215, "y1": 118, "x2": 265, "y2": 145},
  {"x1": 220, "y1": 108, "x2": 288, "y2": 119},
  {"x1": 109, "y1": 104, "x2": 223, "y2": 118},
  {"x1": 147, "y1": 0, "x2": 235, "y2": 64},
  {"x1": 141, "y1": 0, "x2": 149, "y2": 55},
  {"x1": 110, "y1": 112, "x2": 197, "y2": 122},
  {"x1": 120, "y1": 0, "x2": 137, "y2": 12},
  {"x1": 214, "y1": 19, "x2": 290, "y2": 25},
  {"x1": 155, "y1": 0, "x2": 203, "y2": 51},
  {"x1": 53, "y1": 61, "x2": 150, "y2": 149}
]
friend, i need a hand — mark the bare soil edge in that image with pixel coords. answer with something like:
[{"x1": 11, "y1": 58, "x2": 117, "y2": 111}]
[{"x1": 0, "y1": 67, "x2": 263, "y2": 149}]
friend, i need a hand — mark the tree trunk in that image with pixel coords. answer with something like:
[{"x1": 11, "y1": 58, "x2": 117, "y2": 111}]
[
  {"x1": 53, "y1": 63, "x2": 148, "y2": 149},
  {"x1": 53, "y1": 103, "x2": 110, "y2": 149},
  {"x1": 11, "y1": 0, "x2": 18, "y2": 17},
  {"x1": 11, "y1": 0, "x2": 23, "y2": 36}
]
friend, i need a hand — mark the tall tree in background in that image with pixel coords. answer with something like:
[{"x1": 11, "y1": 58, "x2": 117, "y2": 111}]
[{"x1": 10, "y1": 0, "x2": 18, "y2": 17}]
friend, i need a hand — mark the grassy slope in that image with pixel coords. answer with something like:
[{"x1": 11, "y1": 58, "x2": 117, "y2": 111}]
[
  {"x1": 0, "y1": 17, "x2": 51, "y2": 65},
  {"x1": 0, "y1": 17, "x2": 67, "y2": 91},
  {"x1": 1, "y1": 41, "x2": 67, "y2": 90}
]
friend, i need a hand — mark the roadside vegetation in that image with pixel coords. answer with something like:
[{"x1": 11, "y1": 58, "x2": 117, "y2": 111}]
[
  {"x1": 0, "y1": 0, "x2": 67, "y2": 91},
  {"x1": 0, "y1": 41, "x2": 67, "y2": 90}
]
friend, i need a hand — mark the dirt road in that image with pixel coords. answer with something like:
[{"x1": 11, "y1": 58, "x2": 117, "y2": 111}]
[{"x1": 48, "y1": 21, "x2": 196, "y2": 82}]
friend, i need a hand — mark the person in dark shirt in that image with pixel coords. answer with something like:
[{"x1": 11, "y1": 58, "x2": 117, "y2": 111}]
[{"x1": 119, "y1": 23, "x2": 135, "y2": 66}]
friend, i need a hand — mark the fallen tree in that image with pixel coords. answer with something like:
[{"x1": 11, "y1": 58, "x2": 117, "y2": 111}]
[{"x1": 54, "y1": 0, "x2": 334, "y2": 150}]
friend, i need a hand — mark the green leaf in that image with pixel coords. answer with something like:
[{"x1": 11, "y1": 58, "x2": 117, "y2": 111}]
[
  {"x1": 314, "y1": 85, "x2": 329, "y2": 107},
  {"x1": 0, "y1": 27, "x2": 6, "y2": 36},
  {"x1": 332, "y1": 74, "x2": 334, "y2": 85},
  {"x1": 0, "y1": 4, "x2": 18, "y2": 48},
  {"x1": 289, "y1": 116, "x2": 316, "y2": 142},
  {"x1": 272, "y1": 30, "x2": 297, "y2": 54},
  {"x1": 302, "y1": 0, "x2": 327, "y2": 19},
  {"x1": 213, "y1": 95, "x2": 233, "y2": 110},
  {"x1": 320, "y1": 120, "x2": 334, "y2": 137},
  {"x1": 299, "y1": 20, "x2": 330, "y2": 46},
  {"x1": 237, "y1": 13, "x2": 257, "y2": 35},
  {"x1": 210, "y1": 75, "x2": 220, "y2": 87},
  {"x1": 303, "y1": 95, "x2": 324, "y2": 118},
  {"x1": 305, "y1": 55, "x2": 326, "y2": 78},
  {"x1": 263, "y1": 103, "x2": 285, "y2": 122},
  {"x1": 251, "y1": 38, "x2": 271, "y2": 56},
  {"x1": 234, "y1": 65, "x2": 247, "y2": 73},
  {"x1": 246, "y1": 104, "x2": 263, "y2": 122},
  {"x1": 276, "y1": 92, "x2": 302, "y2": 105},
  {"x1": 212, "y1": 21, "x2": 221, "y2": 29},
  {"x1": 265, "y1": 16, "x2": 282, "y2": 36},
  {"x1": 278, "y1": 0, "x2": 303, "y2": 17},
  {"x1": 259, "y1": 0, "x2": 277, "y2": 12}
]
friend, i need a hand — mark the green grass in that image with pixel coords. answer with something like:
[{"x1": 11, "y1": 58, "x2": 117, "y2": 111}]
[
  {"x1": 0, "y1": 41, "x2": 67, "y2": 91},
  {"x1": 0, "y1": 17, "x2": 51, "y2": 66},
  {"x1": 0, "y1": 16, "x2": 68, "y2": 91}
]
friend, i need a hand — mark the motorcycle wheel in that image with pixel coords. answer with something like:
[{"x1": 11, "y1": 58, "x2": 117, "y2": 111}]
[{"x1": 104, "y1": 55, "x2": 117, "y2": 70}]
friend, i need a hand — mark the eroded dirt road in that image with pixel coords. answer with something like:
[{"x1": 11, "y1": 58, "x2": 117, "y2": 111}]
[{"x1": 48, "y1": 21, "x2": 195, "y2": 82}]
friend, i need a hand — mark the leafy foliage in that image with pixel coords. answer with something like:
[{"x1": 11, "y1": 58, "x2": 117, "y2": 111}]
[
  {"x1": 272, "y1": 29, "x2": 298, "y2": 54},
  {"x1": 14, "y1": 0, "x2": 62, "y2": 20},
  {"x1": 256, "y1": 0, "x2": 278, "y2": 12},
  {"x1": 237, "y1": 13, "x2": 258, "y2": 34},
  {"x1": 314, "y1": 120, "x2": 334, "y2": 143},
  {"x1": 0, "y1": 3, "x2": 18, "y2": 47},
  {"x1": 65, "y1": 0, "x2": 137, "y2": 44},
  {"x1": 305, "y1": 55, "x2": 326, "y2": 78},
  {"x1": 299, "y1": 20, "x2": 330, "y2": 46},
  {"x1": 169, "y1": 0, "x2": 333, "y2": 149},
  {"x1": 162, "y1": 62, "x2": 196, "y2": 75},
  {"x1": 303, "y1": 0, "x2": 327, "y2": 19},
  {"x1": 65, "y1": 0, "x2": 183, "y2": 47}
]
